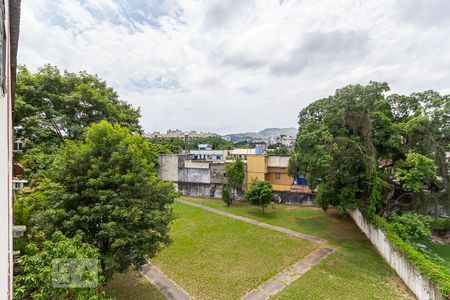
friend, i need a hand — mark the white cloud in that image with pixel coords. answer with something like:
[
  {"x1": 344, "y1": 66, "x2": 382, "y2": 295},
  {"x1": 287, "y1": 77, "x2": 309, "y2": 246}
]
[{"x1": 18, "y1": 0, "x2": 450, "y2": 134}]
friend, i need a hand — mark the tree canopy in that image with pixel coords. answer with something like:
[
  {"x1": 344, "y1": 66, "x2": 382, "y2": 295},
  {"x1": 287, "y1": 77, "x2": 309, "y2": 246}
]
[
  {"x1": 14, "y1": 65, "x2": 141, "y2": 149},
  {"x1": 14, "y1": 232, "x2": 109, "y2": 300},
  {"x1": 225, "y1": 157, "x2": 245, "y2": 200},
  {"x1": 290, "y1": 82, "x2": 449, "y2": 216},
  {"x1": 245, "y1": 180, "x2": 273, "y2": 213},
  {"x1": 28, "y1": 121, "x2": 176, "y2": 278}
]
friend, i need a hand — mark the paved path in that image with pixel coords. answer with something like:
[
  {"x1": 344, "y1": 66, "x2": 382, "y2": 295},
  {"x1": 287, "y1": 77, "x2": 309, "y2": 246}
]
[
  {"x1": 176, "y1": 199, "x2": 326, "y2": 243},
  {"x1": 241, "y1": 247, "x2": 334, "y2": 300},
  {"x1": 141, "y1": 263, "x2": 192, "y2": 300}
]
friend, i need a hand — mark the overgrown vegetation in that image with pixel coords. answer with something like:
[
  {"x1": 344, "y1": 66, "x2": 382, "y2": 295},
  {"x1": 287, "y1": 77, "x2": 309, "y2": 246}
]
[{"x1": 373, "y1": 215, "x2": 450, "y2": 297}]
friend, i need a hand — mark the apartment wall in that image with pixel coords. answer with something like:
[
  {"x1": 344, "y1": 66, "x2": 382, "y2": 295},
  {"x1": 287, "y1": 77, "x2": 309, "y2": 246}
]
[
  {"x1": 158, "y1": 154, "x2": 178, "y2": 182},
  {"x1": 210, "y1": 163, "x2": 227, "y2": 184},
  {"x1": 246, "y1": 155, "x2": 267, "y2": 188},
  {"x1": 267, "y1": 166, "x2": 293, "y2": 191},
  {"x1": 179, "y1": 167, "x2": 211, "y2": 184}
]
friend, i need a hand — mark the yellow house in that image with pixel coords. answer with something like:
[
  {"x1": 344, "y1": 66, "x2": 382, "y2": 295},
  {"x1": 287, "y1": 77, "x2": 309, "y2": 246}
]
[
  {"x1": 246, "y1": 154, "x2": 267, "y2": 189},
  {"x1": 267, "y1": 156, "x2": 293, "y2": 191},
  {"x1": 247, "y1": 155, "x2": 295, "y2": 192}
]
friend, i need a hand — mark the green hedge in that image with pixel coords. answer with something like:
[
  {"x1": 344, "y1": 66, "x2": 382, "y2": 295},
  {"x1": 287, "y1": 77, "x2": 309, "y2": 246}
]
[{"x1": 370, "y1": 215, "x2": 450, "y2": 299}]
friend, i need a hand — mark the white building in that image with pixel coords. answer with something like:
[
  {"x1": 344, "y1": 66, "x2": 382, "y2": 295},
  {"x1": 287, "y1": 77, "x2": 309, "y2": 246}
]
[{"x1": 0, "y1": 0, "x2": 21, "y2": 298}]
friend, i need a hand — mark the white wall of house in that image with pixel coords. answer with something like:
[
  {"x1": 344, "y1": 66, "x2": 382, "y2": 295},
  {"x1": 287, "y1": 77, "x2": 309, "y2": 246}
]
[{"x1": 0, "y1": 1, "x2": 13, "y2": 297}]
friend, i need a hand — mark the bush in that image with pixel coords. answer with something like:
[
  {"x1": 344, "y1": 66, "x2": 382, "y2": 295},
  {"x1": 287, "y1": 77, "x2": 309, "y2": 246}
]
[
  {"x1": 222, "y1": 187, "x2": 232, "y2": 206},
  {"x1": 388, "y1": 213, "x2": 431, "y2": 244},
  {"x1": 245, "y1": 180, "x2": 273, "y2": 213}
]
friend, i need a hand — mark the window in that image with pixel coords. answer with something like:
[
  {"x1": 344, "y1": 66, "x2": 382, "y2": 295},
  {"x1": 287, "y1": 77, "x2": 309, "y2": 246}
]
[
  {"x1": 275, "y1": 173, "x2": 281, "y2": 180},
  {"x1": 13, "y1": 181, "x2": 24, "y2": 190},
  {"x1": 13, "y1": 141, "x2": 23, "y2": 151}
]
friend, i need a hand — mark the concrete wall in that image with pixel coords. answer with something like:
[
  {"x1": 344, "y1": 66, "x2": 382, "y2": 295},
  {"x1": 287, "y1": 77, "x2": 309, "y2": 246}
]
[
  {"x1": 349, "y1": 209, "x2": 443, "y2": 300},
  {"x1": 211, "y1": 163, "x2": 227, "y2": 184},
  {"x1": 158, "y1": 154, "x2": 179, "y2": 182},
  {"x1": 178, "y1": 182, "x2": 223, "y2": 198},
  {"x1": 179, "y1": 167, "x2": 211, "y2": 184},
  {"x1": 273, "y1": 192, "x2": 316, "y2": 206}
]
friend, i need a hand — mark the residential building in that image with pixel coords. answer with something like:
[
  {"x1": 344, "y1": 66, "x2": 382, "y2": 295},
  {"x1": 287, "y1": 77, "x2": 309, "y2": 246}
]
[
  {"x1": 246, "y1": 154, "x2": 267, "y2": 188},
  {"x1": 246, "y1": 154, "x2": 314, "y2": 205},
  {"x1": 158, "y1": 152, "x2": 313, "y2": 204},
  {"x1": 266, "y1": 156, "x2": 292, "y2": 191},
  {"x1": 158, "y1": 154, "x2": 229, "y2": 198},
  {"x1": 0, "y1": 0, "x2": 21, "y2": 298},
  {"x1": 269, "y1": 134, "x2": 296, "y2": 148},
  {"x1": 227, "y1": 148, "x2": 256, "y2": 161},
  {"x1": 144, "y1": 129, "x2": 218, "y2": 141}
]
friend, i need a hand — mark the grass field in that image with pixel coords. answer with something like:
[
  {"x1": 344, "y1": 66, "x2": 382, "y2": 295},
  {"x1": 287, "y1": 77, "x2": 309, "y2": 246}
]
[
  {"x1": 105, "y1": 270, "x2": 165, "y2": 300},
  {"x1": 182, "y1": 196, "x2": 415, "y2": 299},
  {"x1": 151, "y1": 201, "x2": 319, "y2": 299},
  {"x1": 426, "y1": 241, "x2": 450, "y2": 265}
]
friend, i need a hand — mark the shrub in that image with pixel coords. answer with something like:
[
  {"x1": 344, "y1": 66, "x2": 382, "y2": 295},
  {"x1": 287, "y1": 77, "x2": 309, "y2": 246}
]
[
  {"x1": 222, "y1": 187, "x2": 232, "y2": 206},
  {"x1": 388, "y1": 213, "x2": 431, "y2": 244},
  {"x1": 245, "y1": 180, "x2": 273, "y2": 213}
]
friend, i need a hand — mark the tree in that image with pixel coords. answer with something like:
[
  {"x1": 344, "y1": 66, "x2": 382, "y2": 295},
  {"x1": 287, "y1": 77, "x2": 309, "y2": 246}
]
[
  {"x1": 224, "y1": 157, "x2": 245, "y2": 202},
  {"x1": 14, "y1": 232, "x2": 109, "y2": 299},
  {"x1": 290, "y1": 82, "x2": 449, "y2": 216},
  {"x1": 222, "y1": 186, "x2": 232, "y2": 206},
  {"x1": 29, "y1": 121, "x2": 176, "y2": 279},
  {"x1": 14, "y1": 65, "x2": 141, "y2": 149},
  {"x1": 245, "y1": 180, "x2": 273, "y2": 213}
]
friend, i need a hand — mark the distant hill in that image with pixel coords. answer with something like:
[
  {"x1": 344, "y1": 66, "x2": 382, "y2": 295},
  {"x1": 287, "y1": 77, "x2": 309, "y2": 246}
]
[
  {"x1": 258, "y1": 128, "x2": 297, "y2": 137},
  {"x1": 224, "y1": 127, "x2": 297, "y2": 143}
]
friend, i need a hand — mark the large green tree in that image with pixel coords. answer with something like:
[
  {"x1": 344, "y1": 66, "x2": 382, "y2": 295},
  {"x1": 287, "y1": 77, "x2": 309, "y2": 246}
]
[
  {"x1": 225, "y1": 157, "x2": 245, "y2": 201},
  {"x1": 14, "y1": 65, "x2": 141, "y2": 149},
  {"x1": 14, "y1": 232, "x2": 109, "y2": 300},
  {"x1": 290, "y1": 82, "x2": 449, "y2": 216},
  {"x1": 28, "y1": 121, "x2": 176, "y2": 278}
]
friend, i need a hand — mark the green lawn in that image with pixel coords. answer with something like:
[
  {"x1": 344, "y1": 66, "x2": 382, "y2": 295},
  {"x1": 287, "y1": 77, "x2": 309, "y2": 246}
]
[
  {"x1": 152, "y1": 201, "x2": 319, "y2": 300},
  {"x1": 181, "y1": 196, "x2": 415, "y2": 300},
  {"x1": 426, "y1": 241, "x2": 450, "y2": 264},
  {"x1": 105, "y1": 270, "x2": 165, "y2": 300}
]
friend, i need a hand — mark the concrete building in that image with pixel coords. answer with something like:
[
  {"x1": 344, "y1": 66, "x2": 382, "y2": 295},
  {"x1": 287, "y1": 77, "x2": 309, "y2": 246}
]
[
  {"x1": 158, "y1": 154, "x2": 228, "y2": 198},
  {"x1": 227, "y1": 149, "x2": 256, "y2": 160},
  {"x1": 158, "y1": 152, "x2": 313, "y2": 204},
  {"x1": 269, "y1": 135, "x2": 296, "y2": 148},
  {"x1": 246, "y1": 154, "x2": 314, "y2": 205},
  {"x1": 190, "y1": 150, "x2": 226, "y2": 161},
  {"x1": 0, "y1": 0, "x2": 21, "y2": 298},
  {"x1": 267, "y1": 156, "x2": 292, "y2": 192},
  {"x1": 144, "y1": 129, "x2": 218, "y2": 141}
]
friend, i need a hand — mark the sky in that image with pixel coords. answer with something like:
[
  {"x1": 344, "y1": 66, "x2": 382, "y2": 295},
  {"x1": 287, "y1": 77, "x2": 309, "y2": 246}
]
[{"x1": 19, "y1": 0, "x2": 450, "y2": 134}]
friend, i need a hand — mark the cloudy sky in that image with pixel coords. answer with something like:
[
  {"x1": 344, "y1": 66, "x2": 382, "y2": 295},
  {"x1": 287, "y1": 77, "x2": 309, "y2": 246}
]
[{"x1": 19, "y1": 0, "x2": 450, "y2": 134}]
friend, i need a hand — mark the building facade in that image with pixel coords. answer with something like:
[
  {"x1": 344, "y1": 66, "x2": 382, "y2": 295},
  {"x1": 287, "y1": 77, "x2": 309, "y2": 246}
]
[
  {"x1": 0, "y1": 0, "x2": 20, "y2": 298},
  {"x1": 158, "y1": 151, "x2": 314, "y2": 205}
]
